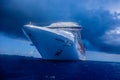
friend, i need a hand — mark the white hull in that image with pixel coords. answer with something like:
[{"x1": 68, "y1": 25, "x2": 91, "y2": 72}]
[{"x1": 23, "y1": 22, "x2": 85, "y2": 60}]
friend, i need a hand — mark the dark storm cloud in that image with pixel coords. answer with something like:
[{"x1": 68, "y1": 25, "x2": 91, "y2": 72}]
[{"x1": 0, "y1": 0, "x2": 120, "y2": 53}]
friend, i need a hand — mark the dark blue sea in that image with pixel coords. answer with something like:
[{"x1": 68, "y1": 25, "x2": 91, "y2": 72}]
[{"x1": 0, "y1": 55, "x2": 120, "y2": 80}]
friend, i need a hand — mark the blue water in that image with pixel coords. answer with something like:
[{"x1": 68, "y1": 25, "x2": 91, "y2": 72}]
[{"x1": 0, "y1": 55, "x2": 120, "y2": 80}]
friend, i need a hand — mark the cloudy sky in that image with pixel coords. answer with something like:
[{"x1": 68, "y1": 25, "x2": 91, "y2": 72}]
[{"x1": 0, "y1": 0, "x2": 120, "y2": 61}]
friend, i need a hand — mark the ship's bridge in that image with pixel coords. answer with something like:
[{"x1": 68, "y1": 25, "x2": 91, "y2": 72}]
[{"x1": 46, "y1": 22, "x2": 82, "y2": 31}]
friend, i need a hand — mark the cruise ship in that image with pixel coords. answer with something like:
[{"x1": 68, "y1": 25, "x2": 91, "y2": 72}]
[{"x1": 23, "y1": 22, "x2": 85, "y2": 60}]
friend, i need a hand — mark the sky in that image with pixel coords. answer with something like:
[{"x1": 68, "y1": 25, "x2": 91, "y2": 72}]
[{"x1": 0, "y1": 0, "x2": 120, "y2": 61}]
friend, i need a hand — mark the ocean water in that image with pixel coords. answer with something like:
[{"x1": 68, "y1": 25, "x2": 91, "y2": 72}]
[{"x1": 0, "y1": 55, "x2": 120, "y2": 80}]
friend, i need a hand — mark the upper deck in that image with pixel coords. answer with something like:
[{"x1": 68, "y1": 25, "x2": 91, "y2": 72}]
[{"x1": 46, "y1": 22, "x2": 82, "y2": 31}]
